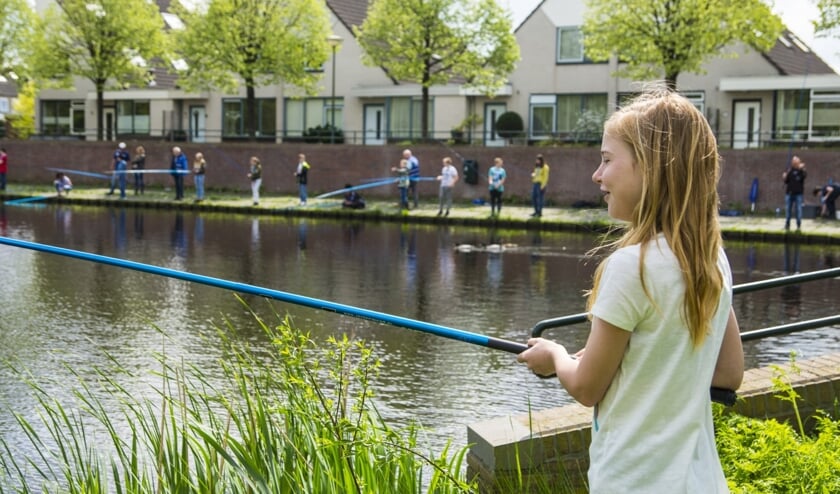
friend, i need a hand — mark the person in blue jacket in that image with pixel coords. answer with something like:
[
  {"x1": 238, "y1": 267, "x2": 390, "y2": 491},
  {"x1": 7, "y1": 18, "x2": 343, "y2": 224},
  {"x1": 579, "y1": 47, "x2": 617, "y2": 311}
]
[{"x1": 170, "y1": 146, "x2": 188, "y2": 200}]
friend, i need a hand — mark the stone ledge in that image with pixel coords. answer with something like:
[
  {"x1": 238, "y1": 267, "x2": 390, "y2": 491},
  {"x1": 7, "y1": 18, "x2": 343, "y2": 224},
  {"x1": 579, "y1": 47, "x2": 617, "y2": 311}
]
[{"x1": 467, "y1": 352, "x2": 840, "y2": 493}]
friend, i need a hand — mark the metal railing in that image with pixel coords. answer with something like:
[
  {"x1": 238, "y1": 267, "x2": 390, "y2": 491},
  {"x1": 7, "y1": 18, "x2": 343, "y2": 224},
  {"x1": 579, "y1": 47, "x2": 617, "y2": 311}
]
[{"x1": 529, "y1": 267, "x2": 840, "y2": 405}]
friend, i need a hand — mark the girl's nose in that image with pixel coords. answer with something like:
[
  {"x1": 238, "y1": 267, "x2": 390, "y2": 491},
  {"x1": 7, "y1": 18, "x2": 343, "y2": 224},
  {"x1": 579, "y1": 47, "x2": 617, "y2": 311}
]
[{"x1": 592, "y1": 164, "x2": 603, "y2": 184}]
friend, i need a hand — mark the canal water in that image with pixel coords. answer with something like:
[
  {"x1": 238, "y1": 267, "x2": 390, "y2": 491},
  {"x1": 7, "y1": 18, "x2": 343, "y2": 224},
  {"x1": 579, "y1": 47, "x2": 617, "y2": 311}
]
[{"x1": 0, "y1": 204, "x2": 838, "y2": 469}]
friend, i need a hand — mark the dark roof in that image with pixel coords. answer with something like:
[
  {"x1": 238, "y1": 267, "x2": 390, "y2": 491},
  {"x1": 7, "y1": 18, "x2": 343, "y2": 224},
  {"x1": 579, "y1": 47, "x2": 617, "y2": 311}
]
[
  {"x1": 762, "y1": 30, "x2": 837, "y2": 76},
  {"x1": 0, "y1": 79, "x2": 17, "y2": 98},
  {"x1": 326, "y1": 0, "x2": 369, "y2": 32}
]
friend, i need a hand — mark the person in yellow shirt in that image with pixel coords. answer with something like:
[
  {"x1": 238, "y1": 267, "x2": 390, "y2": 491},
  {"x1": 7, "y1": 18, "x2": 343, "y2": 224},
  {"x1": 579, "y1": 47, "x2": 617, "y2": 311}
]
[{"x1": 531, "y1": 154, "x2": 550, "y2": 217}]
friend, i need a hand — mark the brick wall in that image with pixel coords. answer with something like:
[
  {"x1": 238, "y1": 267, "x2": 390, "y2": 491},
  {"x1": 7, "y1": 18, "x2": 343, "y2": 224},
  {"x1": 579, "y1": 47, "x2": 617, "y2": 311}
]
[{"x1": 1, "y1": 139, "x2": 837, "y2": 210}]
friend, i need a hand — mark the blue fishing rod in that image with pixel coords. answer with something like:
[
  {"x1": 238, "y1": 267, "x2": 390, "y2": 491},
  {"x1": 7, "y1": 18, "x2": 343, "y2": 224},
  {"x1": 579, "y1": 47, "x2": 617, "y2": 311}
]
[{"x1": 0, "y1": 236, "x2": 529, "y2": 354}]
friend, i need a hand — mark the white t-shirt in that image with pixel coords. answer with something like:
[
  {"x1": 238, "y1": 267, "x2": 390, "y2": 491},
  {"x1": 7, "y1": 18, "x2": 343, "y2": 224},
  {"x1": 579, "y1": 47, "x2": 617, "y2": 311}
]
[
  {"x1": 588, "y1": 234, "x2": 733, "y2": 494},
  {"x1": 440, "y1": 164, "x2": 458, "y2": 188}
]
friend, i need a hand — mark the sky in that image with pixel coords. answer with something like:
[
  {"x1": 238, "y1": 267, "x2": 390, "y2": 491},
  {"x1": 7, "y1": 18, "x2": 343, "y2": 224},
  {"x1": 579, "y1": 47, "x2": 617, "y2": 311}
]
[{"x1": 502, "y1": 0, "x2": 840, "y2": 73}]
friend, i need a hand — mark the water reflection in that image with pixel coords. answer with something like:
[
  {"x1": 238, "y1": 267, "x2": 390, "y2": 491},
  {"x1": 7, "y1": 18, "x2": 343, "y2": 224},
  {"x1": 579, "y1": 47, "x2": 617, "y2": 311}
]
[{"x1": 0, "y1": 205, "x2": 837, "y2": 466}]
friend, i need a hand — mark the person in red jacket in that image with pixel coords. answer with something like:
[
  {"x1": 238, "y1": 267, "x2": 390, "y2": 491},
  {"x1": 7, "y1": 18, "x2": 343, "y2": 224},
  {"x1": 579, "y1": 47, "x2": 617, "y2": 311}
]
[{"x1": 0, "y1": 147, "x2": 8, "y2": 191}]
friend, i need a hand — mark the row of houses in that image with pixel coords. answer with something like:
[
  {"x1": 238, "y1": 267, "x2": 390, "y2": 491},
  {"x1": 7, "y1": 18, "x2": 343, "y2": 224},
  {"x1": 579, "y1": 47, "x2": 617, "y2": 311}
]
[{"x1": 23, "y1": 0, "x2": 840, "y2": 149}]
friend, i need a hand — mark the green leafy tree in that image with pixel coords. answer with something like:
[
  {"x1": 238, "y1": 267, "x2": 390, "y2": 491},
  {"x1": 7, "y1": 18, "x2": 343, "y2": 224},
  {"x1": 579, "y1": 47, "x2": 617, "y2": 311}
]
[
  {"x1": 815, "y1": 0, "x2": 840, "y2": 36},
  {"x1": 8, "y1": 80, "x2": 36, "y2": 139},
  {"x1": 583, "y1": 0, "x2": 784, "y2": 88},
  {"x1": 0, "y1": 0, "x2": 36, "y2": 81},
  {"x1": 172, "y1": 0, "x2": 331, "y2": 140},
  {"x1": 355, "y1": 0, "x2": 519, "y2": 140},
  {"x1": 32, "y1": 0, "x2": 168, "y2": 140}
]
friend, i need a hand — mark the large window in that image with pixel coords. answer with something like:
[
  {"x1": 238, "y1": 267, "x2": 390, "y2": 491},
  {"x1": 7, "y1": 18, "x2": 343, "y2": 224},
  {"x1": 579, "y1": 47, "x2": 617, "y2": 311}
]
[
  {"x1": 116, "y1": 100, "x2": 150, "y2": 134},
  {"x1": 284, "y1": 97, "x2": 343, "y2": 137},
  {"x1": 530, "y1": 95, "x2": 556, "y2": 138},
  {"x1": 530, "y1": 93, "x2": 607, "y2": 140},
  {"x1": 556, "y1": 27, "x2": 583, "y2": 63},
  {"x1": 41, "y1": 100, "x2": 71, "y2": 135},
  {"x1": 222, "y1": 98, "x2": 276, "y2": 138},
  {"x1": 388, "y1": 97, "x2": 428, "y2": 140},
  {"x1": 774, "y1": 90, "x2": 810, "y2": 140},
  {"x1": 810, "y1": 90, "x2": 840, "y2": 139}
]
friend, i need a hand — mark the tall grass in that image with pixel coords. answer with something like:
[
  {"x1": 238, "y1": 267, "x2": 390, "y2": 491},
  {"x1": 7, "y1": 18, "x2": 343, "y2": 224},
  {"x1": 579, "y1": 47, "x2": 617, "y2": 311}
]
[{"x1": 0, "y1": 300, "x2": 475, "y2": 493}]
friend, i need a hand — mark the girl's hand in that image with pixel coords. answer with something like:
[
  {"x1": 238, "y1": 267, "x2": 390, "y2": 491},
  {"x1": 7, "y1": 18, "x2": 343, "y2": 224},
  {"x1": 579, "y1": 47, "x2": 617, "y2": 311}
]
[{"x1": 517, "y1": 338, "x2": 569, "y2": 376}]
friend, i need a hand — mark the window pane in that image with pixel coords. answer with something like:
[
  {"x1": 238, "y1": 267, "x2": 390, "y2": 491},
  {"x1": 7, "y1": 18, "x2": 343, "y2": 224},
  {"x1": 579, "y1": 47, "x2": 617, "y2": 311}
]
[
  {"x1": 304, "y1": 99, "x2": 323, "y2": 131},
  {"x1": 135, "y1": 101, "x2": 150, "y2": 134},
  {"x1": 390, "y1": 98, "x2": 411, "y2": 138},
  {"x1": 774, "y1": 90, "x2": 809, "y2": 139},
  {"x1": 556, "y1": 95, "x2": 577, "y2": 133},
  {"x1": 285, "y1": 99, "x2": 304, "y2": 136},
  {"x1": 558, "y1": 28, "x2": 582, "y2": 61},
  {"x1": 222, "y1": 100, "x2": 242, "y2": 136},
  {"x1": 72, "y1": 108, "x2": 85, "y2": 134},
  {"x1": 531, "y1": 106, "x2": 554, "y2": 137},
  {"x1": 258, "y1": 98, "x2": 276, "y2": 137},
  {"x1": 811, "y1": 101, "x2": 840, "y2": 138}
]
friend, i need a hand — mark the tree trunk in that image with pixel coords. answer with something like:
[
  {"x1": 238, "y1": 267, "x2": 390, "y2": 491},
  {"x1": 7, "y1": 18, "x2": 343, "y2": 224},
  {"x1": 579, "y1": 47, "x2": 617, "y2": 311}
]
[
  {"x1": 96, "y1": 82, "x2": 105, "y2": 141},
  {"x1": 245, "y1": 79, "x2": 257, "y2": 141}
]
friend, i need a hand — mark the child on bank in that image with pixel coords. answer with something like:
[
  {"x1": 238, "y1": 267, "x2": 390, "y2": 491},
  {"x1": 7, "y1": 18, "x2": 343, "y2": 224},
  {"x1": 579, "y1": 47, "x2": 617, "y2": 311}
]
[
  {"x1": 54, "y1": 173, "x2": 73, "y2": 196},
  {"x1": 517, "y1": 87, "x2": 744, "y2": 493}
]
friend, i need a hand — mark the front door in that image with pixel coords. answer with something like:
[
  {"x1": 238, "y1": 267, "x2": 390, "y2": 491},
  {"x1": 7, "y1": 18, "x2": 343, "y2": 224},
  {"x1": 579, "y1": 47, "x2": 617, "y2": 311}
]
[
  {"x1": 190, "y1": 106, "x2": 206, "y2": 143},
  {"x1": 733, "y1": 101, "x2": 761, "y2": 149},
  {"x1": 364, "y1": 104, "x2": 385, "y2": 145},
  {"x1": 104, "y1": 108, "x2": 116, "y2": 141},
  {"x1": 484, "y1": 103, "x2": 506, "y2": 147}
]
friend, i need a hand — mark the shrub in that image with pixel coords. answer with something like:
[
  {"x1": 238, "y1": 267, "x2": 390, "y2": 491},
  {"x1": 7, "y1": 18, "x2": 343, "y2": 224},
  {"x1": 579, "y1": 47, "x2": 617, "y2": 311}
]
[{"x1": 495, "y1": 111, "x2": 524, "y2": 140}]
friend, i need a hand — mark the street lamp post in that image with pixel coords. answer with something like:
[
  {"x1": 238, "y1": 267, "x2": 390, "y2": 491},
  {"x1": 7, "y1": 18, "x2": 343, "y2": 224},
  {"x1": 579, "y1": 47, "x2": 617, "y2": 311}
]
[{"x1": 326, "y1": 34, "x2": 343, "y2": 144}]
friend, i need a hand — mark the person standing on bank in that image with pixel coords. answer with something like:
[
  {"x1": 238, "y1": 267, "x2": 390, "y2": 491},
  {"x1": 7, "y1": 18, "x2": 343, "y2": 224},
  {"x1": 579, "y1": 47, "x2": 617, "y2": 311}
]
[
  {"x1": 782, "y1": 155, "x2": 807, "y2": 231},
  {"x1": 294, "y1": 153, "x2": 310, "y2": 206},
  {"x1": 488, "y1": 157, "x2": 507, "y2": 217},
  {"x1": 391, "y1": 158, "x2": 410, "y2": 210},
  {"x1": 404, "y1": 149, "x2": 420, "y2": 208},
  {"x1": 193, "y1": 152, "x2": 207, "y2": 202},
  {"x1": 0, "y1": 147, "x2": 8, "y2": 191},
  {"x1": 530, "y1": 154, "x2": 549, "y2": 217},
  {"x1": 517, "y1": 88, "x2": 744, "y2": 493},
  {"x1": 170, "y1": 146, "x2": 188, "y2": 200},
  {"x1": 131, "y1": 145, "x2": 146, "y2": 195},
  {"x1": 436, "y1": 157, "x2": 459, "y2": 216},
  {"x1": 114, "y1": 148, "x2": 128, "y2": 199},
  {"x1": 108, "y1": 142, "x2": 130, "y2": 195},
  {"x1": 248, "y1": 156, "x2": 262, "y2": 205}
]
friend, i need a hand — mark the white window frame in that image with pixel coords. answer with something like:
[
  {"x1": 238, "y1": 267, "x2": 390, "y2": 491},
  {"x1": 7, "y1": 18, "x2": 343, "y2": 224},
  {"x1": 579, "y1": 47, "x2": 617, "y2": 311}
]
[
  {"x1": 556, "y1": 26, "x2": 583, "y2": 63},
  {"x1": 529, "y1": 95, "x2": 556, "y2": 140}
]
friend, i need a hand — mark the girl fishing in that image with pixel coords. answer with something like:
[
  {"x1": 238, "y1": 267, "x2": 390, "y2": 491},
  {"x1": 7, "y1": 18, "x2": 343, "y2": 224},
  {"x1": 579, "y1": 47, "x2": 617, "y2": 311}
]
[{"x1": 518, "y1": 86, "x2": 744, "y2": 492}]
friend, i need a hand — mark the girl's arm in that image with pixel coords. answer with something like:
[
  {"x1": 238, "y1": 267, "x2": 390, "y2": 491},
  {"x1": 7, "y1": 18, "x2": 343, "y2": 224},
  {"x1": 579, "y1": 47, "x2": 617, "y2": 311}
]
[
  {"x1": 711, "y1": 308, "x2": 744, "y2": 391},
  {"x1": 518, "y1": 316, "x2": 629, "y2": 407}
]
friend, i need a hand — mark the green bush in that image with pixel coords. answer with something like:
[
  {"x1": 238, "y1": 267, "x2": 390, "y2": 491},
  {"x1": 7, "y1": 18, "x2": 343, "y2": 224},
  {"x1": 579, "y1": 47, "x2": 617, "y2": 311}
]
[
  {"x1": 715, "y1": 356, "x2": 840, "y2": 493},
  {"x1": 495, "y1": 111, "x2": 524, "y2": 140}
]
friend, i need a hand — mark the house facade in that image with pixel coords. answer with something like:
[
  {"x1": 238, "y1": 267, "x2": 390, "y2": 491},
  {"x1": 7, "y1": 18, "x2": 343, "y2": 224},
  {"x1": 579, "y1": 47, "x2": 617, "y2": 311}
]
[{"x1": 33, "y1": 0, "x2": 840, "y2": 149}]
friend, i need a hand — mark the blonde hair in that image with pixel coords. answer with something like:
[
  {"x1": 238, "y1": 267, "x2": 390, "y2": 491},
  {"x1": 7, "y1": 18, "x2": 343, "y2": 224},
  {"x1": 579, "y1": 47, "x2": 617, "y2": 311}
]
[{"x1": 586, "y1": 86, "x2": 723, "y2": 347}]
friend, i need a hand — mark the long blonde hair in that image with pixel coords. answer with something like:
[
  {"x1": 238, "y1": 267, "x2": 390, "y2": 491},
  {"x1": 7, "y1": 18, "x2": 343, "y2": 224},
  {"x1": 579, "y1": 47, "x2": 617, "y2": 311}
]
[{"x1": 586, "y1": 87, "x2": 723, "y2": 347}]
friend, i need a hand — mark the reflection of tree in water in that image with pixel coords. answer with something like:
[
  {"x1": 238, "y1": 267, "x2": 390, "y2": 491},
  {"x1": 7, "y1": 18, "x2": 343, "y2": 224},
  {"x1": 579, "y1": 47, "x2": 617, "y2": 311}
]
[
  {"x1": 133, "y1": 211, "x2": 144, "y2": 239},
  {"x1": 782, "y1": 241, "x2": 801, "y2": 319}
]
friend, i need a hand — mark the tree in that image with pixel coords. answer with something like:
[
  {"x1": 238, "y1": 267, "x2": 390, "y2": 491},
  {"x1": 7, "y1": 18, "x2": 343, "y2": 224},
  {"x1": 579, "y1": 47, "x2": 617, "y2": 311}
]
[
  {"x1": 32, "y1": 0, "x2": 168, "y2": 140},
  {"x1": 355, "y1": 0, "x2": 519, "y2": 140},
  {"x1": 495, "y1": 110, "x2": 524, "y2": 144},
  {"x1": 583, "y1": 0, "x2": 784, "y2": 88},
  {"x1": 815, "y1": 0, "x2": 840, "y2": 37},
  {"x1": 172, "y1": 0, "x2": 330, "y2": 140},
  {"x1": 0, "y1": 0, "x2": 36, "y2": 81}
]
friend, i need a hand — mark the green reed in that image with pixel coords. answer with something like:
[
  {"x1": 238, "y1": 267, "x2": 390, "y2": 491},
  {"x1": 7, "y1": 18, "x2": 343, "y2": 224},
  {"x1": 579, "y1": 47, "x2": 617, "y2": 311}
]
[{"x1": 0, "y1": 300, "x2": 475, "y2": 493}]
